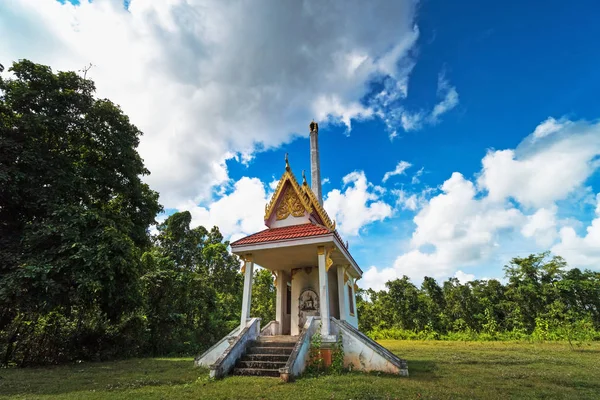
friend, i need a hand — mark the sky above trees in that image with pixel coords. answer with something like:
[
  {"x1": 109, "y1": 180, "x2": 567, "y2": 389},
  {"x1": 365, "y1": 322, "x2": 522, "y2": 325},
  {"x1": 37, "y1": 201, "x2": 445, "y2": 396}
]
[{"x1": 2, "y1": 0, "x2": 599, "y2": 289}]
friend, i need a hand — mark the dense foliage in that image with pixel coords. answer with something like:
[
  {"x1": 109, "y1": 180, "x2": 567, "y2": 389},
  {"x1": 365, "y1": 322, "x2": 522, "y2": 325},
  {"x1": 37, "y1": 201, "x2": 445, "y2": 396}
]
[
  {"x1": 358, "y1": 253, "x2": 600, "y2": 342},
  {"x1": 0, "y1": 61, "x2": 250, "y2": 366}
]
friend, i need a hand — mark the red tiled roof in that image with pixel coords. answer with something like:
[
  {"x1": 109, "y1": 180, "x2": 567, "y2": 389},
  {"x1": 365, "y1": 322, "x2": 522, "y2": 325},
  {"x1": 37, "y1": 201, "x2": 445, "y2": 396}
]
[{"x1": 231, "y1": 223, "x2": 331, "y2": 246}]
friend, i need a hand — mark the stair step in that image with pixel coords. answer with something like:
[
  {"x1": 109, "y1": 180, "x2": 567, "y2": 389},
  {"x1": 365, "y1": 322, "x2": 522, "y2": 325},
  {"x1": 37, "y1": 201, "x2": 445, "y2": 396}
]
[
  {"x1": 233, "y1": 367, "x2": 280, "y2": 377},
  {"x1": 257, "y1": 335, "x2": 298, "y2": 343},
  {"x1": 247, "y1": 346, "x2": 294, "y2": 355},
  {"x1": 237, "y1": 360, "x2": 287, "y2": 369},
  {"x1": 252, "y1": 341, "x2": 297, "y2": 348},
  {"x1": 242, "y1": 354, "x2": 289, "y2": 362}
]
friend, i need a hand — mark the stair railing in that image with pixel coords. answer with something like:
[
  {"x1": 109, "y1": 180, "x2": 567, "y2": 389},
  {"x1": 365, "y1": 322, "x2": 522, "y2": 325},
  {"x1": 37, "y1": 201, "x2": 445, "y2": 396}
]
[
  {"x1": 279, "y1": 316, "x2": 320, "y2": 381},
  {"x1": 209, "y1": 317, "x2": 261, "y2": 379}
]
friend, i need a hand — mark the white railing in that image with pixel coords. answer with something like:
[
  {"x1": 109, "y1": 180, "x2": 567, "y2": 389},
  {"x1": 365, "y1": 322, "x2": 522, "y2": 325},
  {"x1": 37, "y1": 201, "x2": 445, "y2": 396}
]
[{"x1": 209, "y1": 317, "x2": 261, "y2": 379}]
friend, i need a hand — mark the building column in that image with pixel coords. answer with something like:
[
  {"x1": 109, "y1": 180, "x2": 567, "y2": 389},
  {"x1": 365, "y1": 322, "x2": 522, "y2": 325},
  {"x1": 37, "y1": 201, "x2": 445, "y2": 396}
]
[
  {"x1": 317, "y1": 246, "x2": 330, "y2": 336},
  {"x1": 337, "y1": 265, "x2": 347, "y2": 321},
  {"x1": 275, "y1": 270, "x2": 286, "y2": 334},
  {"x1": 240, "y1": 254, "x2": 254, "y2": 329}
]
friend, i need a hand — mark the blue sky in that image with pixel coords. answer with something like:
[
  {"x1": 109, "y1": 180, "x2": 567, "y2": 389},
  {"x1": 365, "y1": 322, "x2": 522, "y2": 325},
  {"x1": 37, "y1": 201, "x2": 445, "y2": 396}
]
[{"x1": 3, "y1": 0, "x2": 600, "y2": 289}]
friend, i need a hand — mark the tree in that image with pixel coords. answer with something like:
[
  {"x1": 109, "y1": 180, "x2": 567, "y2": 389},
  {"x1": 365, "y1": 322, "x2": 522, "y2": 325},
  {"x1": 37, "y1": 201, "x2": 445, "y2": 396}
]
[
  {"x1": 141, "y1": 211, "x2": 243, "y2": 355},
  {"x1": 251, "y1": 269, "x2": 276, "y2": 324},
  {"x1": 0, "y1": 60, "x2": 161, "y2": 365}
]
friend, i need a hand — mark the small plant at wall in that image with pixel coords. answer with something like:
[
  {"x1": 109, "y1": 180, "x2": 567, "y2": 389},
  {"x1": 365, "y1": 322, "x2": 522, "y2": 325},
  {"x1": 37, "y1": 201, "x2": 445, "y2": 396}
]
[
  {"x1": 330, "y1": 331, "x2": 345, "y2": 375},
  {"x1": 306, "y1": 325, "x2": 324, "y2": 374}
]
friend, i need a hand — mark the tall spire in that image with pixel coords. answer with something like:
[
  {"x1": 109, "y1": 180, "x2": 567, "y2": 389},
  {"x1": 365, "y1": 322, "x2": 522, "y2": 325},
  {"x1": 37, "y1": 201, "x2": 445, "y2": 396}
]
[{"x1": 309, "y1": 120, "x2": 322, "y2": 205}]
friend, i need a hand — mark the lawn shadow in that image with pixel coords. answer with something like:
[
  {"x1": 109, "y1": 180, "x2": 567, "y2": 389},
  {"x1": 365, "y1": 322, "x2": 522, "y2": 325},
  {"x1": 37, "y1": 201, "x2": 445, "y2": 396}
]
[
  {"x1": 0, "y1": 358, "x2": 200, "y2": 397},
  {"x1": 403, "y1": 359, "x2": 437, "y2": 381}
]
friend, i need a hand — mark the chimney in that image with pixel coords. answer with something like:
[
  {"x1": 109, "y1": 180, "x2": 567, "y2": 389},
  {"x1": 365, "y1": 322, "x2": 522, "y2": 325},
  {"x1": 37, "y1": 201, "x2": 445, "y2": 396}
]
[{"x1": 309, "y1": 120, "x2": 322, "y2": 205}]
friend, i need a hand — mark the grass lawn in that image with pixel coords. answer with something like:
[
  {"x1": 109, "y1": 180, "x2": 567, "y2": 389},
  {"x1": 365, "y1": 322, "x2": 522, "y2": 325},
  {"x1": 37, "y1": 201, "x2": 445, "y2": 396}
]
[{"x1": 1, "y1": 341, "x2": 599, "y2": 399}]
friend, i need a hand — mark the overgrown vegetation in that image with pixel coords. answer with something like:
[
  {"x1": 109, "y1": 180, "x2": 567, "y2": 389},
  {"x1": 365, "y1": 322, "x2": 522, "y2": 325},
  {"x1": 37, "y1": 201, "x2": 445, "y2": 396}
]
[
  {"x1": 306, "y1": 327, "x2": 345, "y2": 375},
  {"x1": 358, "y1": 252, "x2": 600, "y2": 342}
]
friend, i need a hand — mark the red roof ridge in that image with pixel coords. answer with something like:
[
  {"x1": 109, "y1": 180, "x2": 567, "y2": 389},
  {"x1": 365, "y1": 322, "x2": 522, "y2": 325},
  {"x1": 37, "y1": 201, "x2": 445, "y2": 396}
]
[{"x1": 230, "y1": 222, "x2": 331, "y2": 247}]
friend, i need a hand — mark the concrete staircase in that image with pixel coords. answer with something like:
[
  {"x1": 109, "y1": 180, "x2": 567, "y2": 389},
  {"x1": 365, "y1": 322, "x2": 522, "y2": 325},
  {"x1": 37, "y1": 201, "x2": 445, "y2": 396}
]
[{"x1": 232, "y1": 335, "x2": 297, "y2": 378}]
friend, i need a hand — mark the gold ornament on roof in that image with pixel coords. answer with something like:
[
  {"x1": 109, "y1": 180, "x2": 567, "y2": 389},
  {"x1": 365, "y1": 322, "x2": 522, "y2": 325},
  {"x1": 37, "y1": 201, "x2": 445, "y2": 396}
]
[
  {"x1": 326, "y1": 247, "x2": 335, "y2": 271},
  {"x1": 263, "y1": 154, "x2": 336, "y2": 231},
  {"x1": 276, "y1": 188, "x2": 305, "y2": 220}
]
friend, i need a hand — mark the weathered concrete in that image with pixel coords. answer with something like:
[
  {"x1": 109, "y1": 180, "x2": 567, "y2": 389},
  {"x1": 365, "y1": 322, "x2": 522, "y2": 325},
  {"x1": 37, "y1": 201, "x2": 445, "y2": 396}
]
[
  {"x1": 194, "y1": 325, "x2": 240, "y2": 368},
  {"x1": 279, "y1": 316, "x2": 320, "y2": 380},
  {"x1": 309, "y1": 122, "x2": 322, "y2": 204},
  {"x1": 234, "y1": 335, "x2": 297, "y2": 378},
  {"x1": 260, "y1": 320, "x2": 279, "y2": 336},
  {"x1": 210, "y1": 318, "x2": 261, "y2": 379},
  {"x1": 331, "y1": 318, "x2": 408, "y2": 376}
]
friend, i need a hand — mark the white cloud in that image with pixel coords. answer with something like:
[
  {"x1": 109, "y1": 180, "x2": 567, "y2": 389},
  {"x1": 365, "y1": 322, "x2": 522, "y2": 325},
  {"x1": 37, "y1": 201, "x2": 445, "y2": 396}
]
[
  {"x1": 322, "y1": 178, "x2": 330, "y2": 186},
  {"x1": 382, "y1": 160, "x2": 412, "y2": 182},
  {"x1": 453, "y1": 270, "x2": 475, "y2": 283},
  {"x1": 324, "y1": 171, "x2": 393, "y2": 237},
  {"x1": 520, "y1": 207, "x2": 558, "y2": 247},
  {"x1": 552, "y1": 193, "x2": 600, "y2": 268},
  {"x1": 411, "y1": 167, "x2": 424, "y2": 184},
  {"x1": 0, "y1": 0, "x2": 419, "y2": 209},
  {"x1": 532, "y1": 117, "x2": 569, "y2": 140},
  {"x1": 362, "y1": 266, "x2": 398, "y2": 291},
  {"x1": 364, "y1": 118, "x2": 600, "y2": 288},
  {"x1": 478, "y1": 120, "x2": 600, "y2": 208},
  {"x1": 430, "y1": 71, "x2": 459, "y2": 123},
  {"x1": 394, "y1": 190, "x2": 419, "y2": 211},
  {"x1": 182, "y1": 177, "x2": 268, "y2": 242},
  {"x1": 400, "y1": 110, "x2": 425, "y2": 131}
]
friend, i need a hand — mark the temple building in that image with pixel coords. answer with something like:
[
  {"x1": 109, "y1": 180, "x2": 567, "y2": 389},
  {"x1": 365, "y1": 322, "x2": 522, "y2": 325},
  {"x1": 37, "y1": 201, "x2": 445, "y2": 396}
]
[{"x1": 196, "y1": 121, "x2": 407, "y2": 380}]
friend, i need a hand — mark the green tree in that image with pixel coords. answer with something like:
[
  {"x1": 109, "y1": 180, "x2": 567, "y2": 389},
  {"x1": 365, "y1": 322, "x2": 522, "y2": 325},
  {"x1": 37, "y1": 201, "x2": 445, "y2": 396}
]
[
  {"x1": 0, "y1": 60, "x2": 161, "y2": 365},
  {"x1": 141, "y1": 211, "x2": 243, "y2": 355},
  {"x1": 251, "y1": 269, "x2": 276, "y2": 324}
]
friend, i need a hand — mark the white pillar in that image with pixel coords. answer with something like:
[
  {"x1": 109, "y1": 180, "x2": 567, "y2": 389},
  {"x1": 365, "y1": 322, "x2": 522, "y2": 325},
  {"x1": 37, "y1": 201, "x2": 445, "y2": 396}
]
[
  {"x1": 240, "y1": 254, "x2": 254, "y2": 329},
  {"x1": 275, "y1": 270, "x2": 286, "y2": 334},
  {"x1": 337, "y1": 266, "x2": 347, "y2": 321},
  {"x1": 317, "y1": 246, "x2": 330, "y2": 336}
]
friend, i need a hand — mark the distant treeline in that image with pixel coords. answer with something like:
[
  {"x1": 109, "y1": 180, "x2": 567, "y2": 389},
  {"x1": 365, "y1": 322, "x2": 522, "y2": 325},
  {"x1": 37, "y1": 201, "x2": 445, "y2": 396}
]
[{"x1": 357, "y1": 253, "x2": 600, "y2": 342}]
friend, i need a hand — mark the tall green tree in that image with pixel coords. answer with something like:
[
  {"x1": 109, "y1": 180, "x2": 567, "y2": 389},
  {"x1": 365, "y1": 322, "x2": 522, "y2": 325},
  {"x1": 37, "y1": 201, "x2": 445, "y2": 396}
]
[
  {"x1": 141, "y1": 211, "x2": 243, "y2": 355},
  {"x1": 0, "y1": 60, "x2": 161, "y2": 365}
]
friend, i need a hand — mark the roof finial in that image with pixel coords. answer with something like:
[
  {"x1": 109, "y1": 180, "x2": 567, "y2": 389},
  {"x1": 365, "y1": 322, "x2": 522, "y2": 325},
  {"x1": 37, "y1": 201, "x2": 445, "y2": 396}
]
[
  {"x1": 285, "y1": 153, "x2": 290, "y2": 172},
  {"x1": 302, "y1": 170, "x2": 307, "y2": 185},
  {"x1": 309, "y1": 119, "x2": 318, "y2": 133}
]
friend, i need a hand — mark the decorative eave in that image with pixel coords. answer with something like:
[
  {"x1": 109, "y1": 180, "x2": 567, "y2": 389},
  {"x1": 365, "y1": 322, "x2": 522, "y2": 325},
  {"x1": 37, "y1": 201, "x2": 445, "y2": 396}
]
[
  {"x1": 301, "y1": 179, "x2": 336, "y2": 231},
  {"x1": 263, "y1": 155, "x2": 336, "y2": 232}
]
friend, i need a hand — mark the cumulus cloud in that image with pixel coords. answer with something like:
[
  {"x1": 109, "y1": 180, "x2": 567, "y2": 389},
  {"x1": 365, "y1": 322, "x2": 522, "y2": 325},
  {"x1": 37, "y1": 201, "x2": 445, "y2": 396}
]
[
  {"x1": 520, "y1": 207, "x2": 558, "y2": 247},
  {"x1": 552, "y1": 194, "x2": 600, "y2": 268},
  {"x1": 365, "y1": 117, "x2": 600, "y2": 288},
  {"x1": 0, "y1": 0, "x2": 419, "y2": 208},
  {"x1": 532, "y1": 117, "x2": 570, "y2": 140},
  {"x1": 382, "y1": 160, "x2": 412, "y2": 183},
  {"x1": 477, "y1": 119, "x2": 600, "y2": 208},
  {"x1": 182, "y1": 177, "x2": 269, "y2": 243},
  {"x1": 324, "y1": 171, "x2": 393, "y2": 237},
  {"x1": 453, "y1": 270, "x2": 475, "y2": 284}
]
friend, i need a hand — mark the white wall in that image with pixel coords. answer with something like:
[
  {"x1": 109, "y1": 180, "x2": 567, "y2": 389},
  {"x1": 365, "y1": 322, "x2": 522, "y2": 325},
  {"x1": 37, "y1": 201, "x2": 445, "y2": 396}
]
[{"x1": 290, "y1": 267, "x2": 319, "y2": 336}]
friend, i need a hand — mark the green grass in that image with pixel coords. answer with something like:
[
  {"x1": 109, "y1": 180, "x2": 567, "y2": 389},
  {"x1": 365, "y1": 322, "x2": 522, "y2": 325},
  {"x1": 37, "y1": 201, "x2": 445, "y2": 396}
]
[{"x1": 1, "y1": 341, "x2": 599, "y2": 399}]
